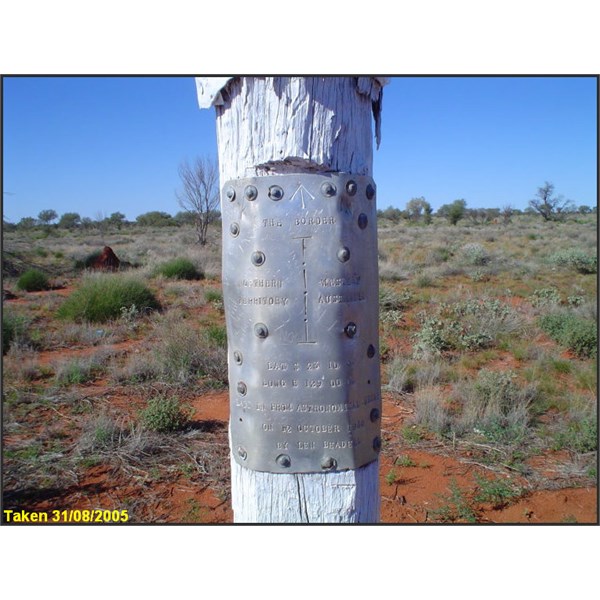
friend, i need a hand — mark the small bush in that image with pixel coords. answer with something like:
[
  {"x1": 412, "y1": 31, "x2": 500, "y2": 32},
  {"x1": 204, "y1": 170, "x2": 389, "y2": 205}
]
[
  {"x1": 16, "y1": 269, "x2": 50, "y2": 292},
  {"x1": 452, "y1": 369, "x2": 535, "y2": 442},
  {"x1": 413, "y1": 299, "x2": 522, "y2": 357},
  {"x1": 204, "y1": 289, "x2": 223, "y2": 304},
  {"x1": 77, "y1": 414, "x2": 121, "y2": 453},
  {"x1": 552, "y1": 418, "x2": 597, "y2": 453},
  {"x1": 461, "y1": 243, "x2": 489, "y2": 266},
  {"x1": 429, "y1": 479, "x2": 477, "y2": 523},
  {"x1": 413, "y1": 387, "x2": 450, "y2": 435},
  {"x1": 57, "y1": 274, "x2": 160, "y2": 323},
  {"x1": 473, "y1": 474, "x2": 522, "y2": 508},
  {"x1": 530, "y1": 287, "x2": 561, "y2": 308},
  {"x1": 539, "y1": 313, "x2": 597, "y2": 358},
  {"x1": 205, "y1": 324, "x2": 227, "y2": 347},
  {"x1": 155, "y1": 258, "x2": 204, "y2": 281},
  {"x1": 379, "y1": 286, "x2": 413, "y2": 311},
  {"x1": 550, "y1": 248, "x2": 597, "y2": 274},
  {"x1": 151, "y1": 318, "x2": 228, "y2": 385},
  {"x1": 140, "y1": 396, "x2": 190, "y2": 432},
  {"x1": 2, "y1": 313, "x2": 28, "y2": 354}
]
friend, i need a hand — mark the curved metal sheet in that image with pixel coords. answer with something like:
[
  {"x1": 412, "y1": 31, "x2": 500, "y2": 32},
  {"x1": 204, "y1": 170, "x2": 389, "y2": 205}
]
[{"x1": 222, "y1": 173, "x2": 381, "y2": 473}]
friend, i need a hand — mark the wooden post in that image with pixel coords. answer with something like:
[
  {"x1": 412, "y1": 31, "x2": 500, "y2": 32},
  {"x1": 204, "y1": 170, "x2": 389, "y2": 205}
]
[{"x1": 197, "y1": 76, "x2": 386, "y2": 523}]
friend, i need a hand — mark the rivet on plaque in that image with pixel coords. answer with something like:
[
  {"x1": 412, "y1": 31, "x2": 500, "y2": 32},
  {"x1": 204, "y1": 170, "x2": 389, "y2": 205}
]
[
  {"x1": 320, "y1": 182, "x2": 337, "y2": 197},
  {"x1": 337, "y1": 246, "x2": 351, "y2": 263},
  {"x1": 245, "y1": 185, "x2": 258, "y2": 201},
  {"x1": 251, "y1": 251, "x2": 266, "y2": 266},
  {"x1": 345, "y1": 322, "x2": 357, "y2": 338},
  {"x1": 276, "y1": 454, "x2": 291, "y2": 468},
  {"x1": 254, "y1": 323, "x2": 269, "y2": 339},
  {"x1": 225, "y1": 186, "x2": 236, "y2": 202}
]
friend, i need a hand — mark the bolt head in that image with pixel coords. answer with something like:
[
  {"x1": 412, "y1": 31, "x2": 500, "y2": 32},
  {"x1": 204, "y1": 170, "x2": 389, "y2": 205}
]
[
  {"x1": 237, "y1": 381, "x2": 247, "y2": 396},
  {"x1": 370, "y1": 408, "x2": 380, "y2": 423},
  {"x1": 337, "y1": 246, "x2": 351, "y2": 263},
  {"x1": 367, "y1": 344, "x2": 376, "y2": 358},
  {"x1": 254, "y1": 323, "x2": 269, "y2": 339},
  {"x1": 320, "y1": 182, "x2": 337, "y2": 197},
  {"x1": 345, "y1": 322, "x2": 357, "y2": 338},
  {"x1": 233, "y1": 351, "x2": 243, "y2": 365},
  {"x1": 238, "y1": 447, "x2": 247, "y2": 460},
  {"x1": 358, "y1": 213, "x2": 368, "y2": 229},
  {"x1": 321, "y1": 457, "x2": 337, "y2": 470},
  {"x1": 276, "y1": 454, "x2": 291, "y2": 468},
  {"x1": 346, "y1": 180, "x2": 358, "y2": 196},
  {"x1": 251, "y1": 251, "x2": 266, "y2": 266},
  {"x1": 225, "y1": 186, "x2": 236, "y2": 202},
  {"x1": 268, "y1": 185, "x2": 284, "y2": 201},
  {"x1": 373, "y1": 436, "x2": 382, "y2": 452},
  {"x1": 244, "y1": 185, "x2": 258, "y2": 201},
  {"x1": 366, "y1": 183, "x2": 376, "y2": 200},
  {"x1": 230, "y1": 222, "x2": 240, "y2": 237}
]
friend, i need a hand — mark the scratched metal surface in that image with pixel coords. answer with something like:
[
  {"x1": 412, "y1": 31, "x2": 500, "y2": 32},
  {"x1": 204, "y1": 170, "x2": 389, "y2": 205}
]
[{"x1": 222, "y1": 174, "x2": 381, "y2": 473}]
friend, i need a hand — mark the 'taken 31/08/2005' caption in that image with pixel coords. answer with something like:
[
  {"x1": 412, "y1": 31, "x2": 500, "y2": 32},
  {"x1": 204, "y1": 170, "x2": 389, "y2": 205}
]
[{"x1": 3, "y1": 509, "x2": 129, "y2": 523}]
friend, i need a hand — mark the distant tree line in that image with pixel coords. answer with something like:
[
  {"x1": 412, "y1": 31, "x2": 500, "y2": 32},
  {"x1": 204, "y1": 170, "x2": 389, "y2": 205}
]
[
  {"x1": 3, "y1": 209, "x2": 222, "y2": 232},
  {"x1": 377, "y1": 183, "x2": 595, "y2": 226}
]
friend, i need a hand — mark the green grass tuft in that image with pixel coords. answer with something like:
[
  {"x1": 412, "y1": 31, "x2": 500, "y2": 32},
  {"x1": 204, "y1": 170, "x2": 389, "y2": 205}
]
[
  {"x1": 154, "y1": 257, "x2": 204, "y2": 280},
  {"x1": 57, "y1": 274, "x2": 160, "y2": 323},
  {"x1": 17, "y1": 269, "x2": 50, "y2": 292}
]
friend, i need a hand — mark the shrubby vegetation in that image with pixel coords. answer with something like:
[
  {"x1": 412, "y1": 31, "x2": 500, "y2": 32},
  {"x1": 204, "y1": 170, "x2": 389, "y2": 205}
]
[
  {"x1": 17, "y1": 269, "x2": 50, "y2": 292},
  {"x1": 140, "y1": 396, "x2": 190, "y2": 433},
  {"x1": 549, "y1": 248, "x2": 597, "y2": 274},
  {"x1": 538, "y1": 312, "x2": 597, "y2": 358},
  {"x1": 57, "y1": 274, "x2": 160, "y2": 323},
  {"x1": 154, "y1": 258, "x2": 204, "y2": 280},
  {"x1": 2, "y1": 187, "x2": 597, "y2": 523}
]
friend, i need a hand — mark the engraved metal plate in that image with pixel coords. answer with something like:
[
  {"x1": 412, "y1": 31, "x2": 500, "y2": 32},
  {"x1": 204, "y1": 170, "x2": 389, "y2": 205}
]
[{"x1": 222, "y1": 173, "x2": 381, "y2": 473}]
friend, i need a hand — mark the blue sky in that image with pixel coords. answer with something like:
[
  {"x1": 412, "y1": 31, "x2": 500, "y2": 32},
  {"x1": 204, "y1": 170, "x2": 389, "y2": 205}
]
[{"x1": 2, "y1": 76, "x2": 597, "y2": 223}]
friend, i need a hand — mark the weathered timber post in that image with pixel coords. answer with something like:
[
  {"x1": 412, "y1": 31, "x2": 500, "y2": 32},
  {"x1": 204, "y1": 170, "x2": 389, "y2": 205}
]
[{"x1": 196, "y1": 76, "x2": 386, "y2": 523}]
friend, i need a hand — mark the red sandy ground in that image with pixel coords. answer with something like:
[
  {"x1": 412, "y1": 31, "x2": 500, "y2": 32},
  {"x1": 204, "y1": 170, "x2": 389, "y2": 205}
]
[
  {"x1": 4, "y1": 382, "x2": 596, "y2": 524},
  {"x1": 2, "y1": 287, "x2": 597, "y2": 524}
]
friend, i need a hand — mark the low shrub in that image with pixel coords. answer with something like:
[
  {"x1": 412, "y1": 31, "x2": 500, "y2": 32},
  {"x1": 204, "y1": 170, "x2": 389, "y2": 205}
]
[
  {"x1": 550, "y1": 248, "x2": 597, "y2": 274},
  {"x1": 473, "y1": 474, "x2": 522, "y2": 508},
  {"x1": 539, "y1": 313, "x2": 597, "y2": 358},
  {"x1": 154, "y1": 258, "x2": 204, "y2": 281},
  {"x1": 16, "y1": 269, "x2": 50, "y2": 292},
  {"x1": 461, "y1": 243, "x2": 490, "y2": 266},
  {"x1": 451, "y1": 370, "x2": 536, "y2": 442},
  {"x1": 57, "y1": 274, "x2": 160, "y2": 323},
  {"x1": 552, "y1": 417, "x2": 597, "y2": 453},
  {"x1": 205, "y1": 324, "x2": 227, "y2": 347},
  {"x1": 140, "y1": 396, "x2": 190, "y2": 433},
  {"x1": 2, "y1": 313, "x2": 28, "y2": 354},
  {"x1": 413, "y1": 298, "x2": 522, "y2": 356},
  {"x1": 529, "y1": 287, "x2": 561, "y2": 308},
  {"x1": 379, "y1": 286, "x2": 413, "y2": 311}
]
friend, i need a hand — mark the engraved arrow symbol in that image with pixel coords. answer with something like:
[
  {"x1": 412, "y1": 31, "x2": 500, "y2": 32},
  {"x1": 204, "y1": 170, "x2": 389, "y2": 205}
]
[{"x1": 289, "y1": 184, "x2": 315, "y2": 210}]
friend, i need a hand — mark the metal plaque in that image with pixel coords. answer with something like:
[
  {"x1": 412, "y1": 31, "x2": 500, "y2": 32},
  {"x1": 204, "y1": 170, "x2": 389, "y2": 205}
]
[{"x1": 222, "y1": 173, "x2": 381, "y2": 473}]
